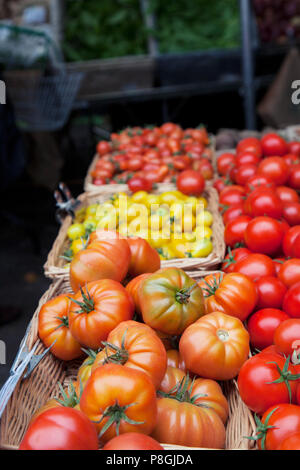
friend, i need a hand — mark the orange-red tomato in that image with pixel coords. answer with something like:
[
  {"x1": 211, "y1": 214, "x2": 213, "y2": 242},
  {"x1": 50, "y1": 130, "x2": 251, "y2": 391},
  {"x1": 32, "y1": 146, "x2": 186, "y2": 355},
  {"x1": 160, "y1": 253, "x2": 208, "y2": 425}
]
[
  {"x1": 200, "y1": 272, "x2": 257, "y2": 321},
  {"x1": 179, "y1": 312, "x2": 250, "y2": 380},
  {"x1": 125, "y1": 273, "x2": 151, "y2": 314},
  {"x1": 91, "y1": 320, "x2": 167, "y2": 389},
  {"x1": 159, "y1": 366, "x2": 229, "y2": 424},
  {"x1": 80, "y1": 364, "x2": 157, "y2": 442},
  {"x1": 69, "y1": 280, "x2": 134, "y2": 349},
  {"x1": 102, "y1": 433, "x2": 164, "y2": 450},
  {"x1": 127, "y1": 237, "x2": 160, "y2": 278},
  {"x1": 70, "y1": 230, "x2": 131, "y2": 292},
  {"x1": 166, "y1": 349, "x2": 186, "y2": 371},
  {"x1": 38, "y1": 295, "x2": 83, "y2": 361}
]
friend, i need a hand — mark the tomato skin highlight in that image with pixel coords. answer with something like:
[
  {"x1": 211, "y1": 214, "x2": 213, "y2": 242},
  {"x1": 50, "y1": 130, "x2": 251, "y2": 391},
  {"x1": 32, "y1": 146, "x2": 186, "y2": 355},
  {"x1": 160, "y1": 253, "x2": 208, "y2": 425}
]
[{"x1": 19, "y1": 407, "x2": 99, "y2": 450}]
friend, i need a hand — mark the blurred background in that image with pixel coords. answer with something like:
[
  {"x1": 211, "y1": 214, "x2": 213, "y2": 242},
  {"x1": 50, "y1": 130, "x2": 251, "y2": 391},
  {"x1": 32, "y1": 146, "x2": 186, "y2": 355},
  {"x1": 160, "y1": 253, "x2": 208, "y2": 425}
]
[{"x1": 1, "y1": 0, "x2": 300, "y2": 384}]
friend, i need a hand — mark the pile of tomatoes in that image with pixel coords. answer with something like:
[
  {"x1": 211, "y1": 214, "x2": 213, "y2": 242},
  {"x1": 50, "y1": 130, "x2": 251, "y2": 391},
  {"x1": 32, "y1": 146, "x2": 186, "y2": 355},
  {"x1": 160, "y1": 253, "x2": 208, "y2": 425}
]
[
  {"x1": 90, "y1": 123, "x2": 214, "y2": 189},
  {"x1": 20, "y1": 229, "x2": 254, "y2": 451},
  {"x1": 214, "y1": 133, "x2": 300, "y2": 450}
]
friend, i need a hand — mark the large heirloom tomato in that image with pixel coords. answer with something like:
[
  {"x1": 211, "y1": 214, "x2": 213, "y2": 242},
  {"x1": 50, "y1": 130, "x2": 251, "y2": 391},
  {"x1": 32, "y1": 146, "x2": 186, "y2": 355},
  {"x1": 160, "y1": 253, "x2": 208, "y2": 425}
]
[
  {"x1": 68, "y1": 280, "x2": 134, "y2": 349},
  {"x1": 91, "y1": 320, "x2": 167, "y2": 389},
  {"x1": 127, "y1": 237, "x2": 160, "y2": 278},
  {"x1": 138, "y1": 268, "x2": 204, "y2": 335},
  {"x1": 19, "y1": 408, "x2": 98, "y2": 450},
  {"x1": 179, "y1": 312, "x2": 250, "y2": 380},
  {"x1": 238, "y1": 353, "x2": 300, "y2": 415},
  {"x1": 38, "y1": 295, "x2": 83, "y2": 361},
  {"x1": 102, "y1": 433, "x2": 163, "y2": 450},
  {"x1": 200, "y1": 272, "x2": 257, "y2": 321},
  {"x1": 70, "y1": 230, "x2": 131, "y2": 292},
  {"x1": 80, "y1": 364, "x2": 157, "y2": 442},
  {"x1": 152, "y1": 375, "x2": 226, "y2": 448},
  {"x1": 251, "y1": 404, "x2": 300, "y2": 450},
  {"x1": 159, "y1": 367, "x2": 229, "y2": 424}
]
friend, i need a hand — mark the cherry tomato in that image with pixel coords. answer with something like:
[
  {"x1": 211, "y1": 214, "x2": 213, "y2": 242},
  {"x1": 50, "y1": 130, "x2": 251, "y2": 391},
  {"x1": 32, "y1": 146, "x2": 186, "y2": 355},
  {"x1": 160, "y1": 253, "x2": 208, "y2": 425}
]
[
  {"x1": 234, "y1": 164, "x2": 257, "y2": 186},
  {"x1": 261, "y1": 133, "x2": 288, "y2": 156},
  {"x1": 278, "y1": 259, "x2": 300, "y2": 288},
  {"x1": 274, "y1": 319, "x2": 300, "y2": 356},
  {"x1": 258, "y1": 156, "x2": 289, "y2": 185},
  {"x1": 235, "y1": 152, "x2": 260, "y2": 167},
  {"x1": 244, "y1": 187, "x2": 283, "y2": 219},
  {"x1": 234, "y1": 253, "x2": 275, "y2": 281},
  {"x1": 244, "y1": 216, "x2": 284, "y2": 256},
  {"x1": 275, "y1": 186, "x2": 299, "y2": 204},
  {"x1": 255, "y1": 276, "x2": 287, "y2": 310},
  {"x1": 128, "y1": 176, "x2": 152, "y2": 193},
  {"x1": 237, "y1": 137, "x2": 262, "y2": 158},
  {"x1": 224, "y1": 215, "x2": 252, "y2": 248},
  {"x1": 288, "y1": 164, "x2": 300, "y2": 189},
  {"x1": 288, "y1": 142, "x2": 300, "y2": 156},
  {"x1": 222, "y1": 204, "x2": 244, "y2": 225},
  {"x1": 217, "y1": 152, "x2": 236, "y2": 176},
  {"x1": 283, "y1": 282, "x2": 300, "y2": 318},
  {"x1": 247, "y1": 308, "x2": 290, "y2": 351},
  {"x1": 245, "y1": 175, "x2": 275, "y2": 194},
  {"x1": 219, "y1": 186, "x2": 246, "y2": 208},
  {"x1": 283, "y1": 202, "x2": 300, "y2": 226},
  {"x1": 176, "y1": 170, "x2": 205, "y2": 196},
  {"x1": 221, "y1": 248, "x2": 251, "y2": 273}
]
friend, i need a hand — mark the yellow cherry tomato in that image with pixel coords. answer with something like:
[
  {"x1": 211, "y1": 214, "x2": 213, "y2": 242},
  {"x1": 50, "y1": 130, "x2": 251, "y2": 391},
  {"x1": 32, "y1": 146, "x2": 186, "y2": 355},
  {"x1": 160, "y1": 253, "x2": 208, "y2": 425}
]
[
  {"x1": 85, "y1": 204, "x2": 98, "y2": 218},
  {"x1": 193, "y1": 226, "x2": 213, "y2": 240},
  {"x1": 196, "y1": 210, "x2": 213, "y2": 227},
  {"x1": 71, "y1": 238, "x2": 87, "y2": 255},
  {"x1": 67, "y1": 223, "x2": 85, "y2": 241},
  {"x1": 160, "y1": 191, "x2": 181, "y2": 206},
  {"x1": 190, "y1": 239, "x2": 213, "y2": 258},
  {"x1": 131, "y1": 190, "x2": 148, "y2": 204},
  {"x1": 197, "y1": 197, "x2": 208, "y2": 209}
]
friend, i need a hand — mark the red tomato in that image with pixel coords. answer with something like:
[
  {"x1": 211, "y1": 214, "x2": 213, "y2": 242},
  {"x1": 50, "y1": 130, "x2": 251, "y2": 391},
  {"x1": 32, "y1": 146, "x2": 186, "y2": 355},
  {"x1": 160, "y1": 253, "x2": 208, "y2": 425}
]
[
  {"x1": 283, "y1": 226, "x2": 300, "y2": 257},
  {"x1": 255, "y1": 276, "x2": 287, "y2": 310},
  {"x1": 278, "y1": 433, "x2": 300, "y2": 450},
  {"x1": 258, "y1": 157, "x2": 289, "y2": 185},
  {"x1": 238, "y1": 353, "x2": 299, "y2": 414},
  {"x1": 288, "y1": 164, "x2": 300, "y2": 189},
  {"x1": 244, "y1": 216, "x2": 284, "y2": 256},
  {"x1": 247, "y1": 308, "x2": 290, "y2": 351},
  {"x1": 278, "y1": 259, "x2": 300, "y2": 288},
  {"x1": 219, "y1": 186, "x2": 246, "y2": 208},
  {"x1": 244, "y1": 187, "x2": 283, "y2": 219},
  {"x1": 102, "y1": 433, "x2": 163, "y2": 450},
  {"x1": 288, "y1": 142, "x2": 300, "y2": 156},
  {"x1": 217, "y1": 152, "x2": 236, "y2": 176},
  {"x1": 234, "y1": 164, "x2": 257, "y2": 186},
  {"x1": 234, "y1": 253, "x2": 275, "y2": 281},
  {"x1": 273, "y1": 257, "x2": 286, "y2": 276},
  {"x1": 213, "y1": 177, "x2": 231, "y2": 193},
  {"x1": 128, "y1": 176, "x2": 152, "y2": 193},
  {"x1": 97, "y1": 140, "x2": 112, "y2": 156},
  {"x1": 261, "y1": 133, "x2": 288, "y2": 157},
  {"x1": 283, "y1": 282, "x2": 300, "y2": 318},
  {"x1": 283, "y1": 202, "x2": 300, "y2": 226},
  {"x1": 245, "y1": 175, "x2": 275, "y2": 193},
  {"x1": 224, "y1": 215, "x2": 252, "y2": 248},
  {"x1": 222, "y1": 204, "x2": 245, "y2": 225},
  {"x1": 254, "y1": 404, "x2": 300, "y2": 450},
  {"x1": 283, "y1": 153, "x2": 300, "y2": 167},
  {"x1": 176, "y1": 170, "x2": 205, "y2": 196},
  {"x1": 237, "y1": 137, "x2": 262, "y2": 158},
  {"x1": 221, "y1": 247, "x2": 251, "y2": 273},
  {"x1": 275, "y1": 186, "x2": 300, "y2": 204},
  {"x1": 19, "y1": 408, "x2": 99, "y2": 450},
  {"x1": 274, "y1": 319, "x2": 300, "y2": 356},
  {"x1": 235, "y1": 152, "x2": 260, "y2": 167}
]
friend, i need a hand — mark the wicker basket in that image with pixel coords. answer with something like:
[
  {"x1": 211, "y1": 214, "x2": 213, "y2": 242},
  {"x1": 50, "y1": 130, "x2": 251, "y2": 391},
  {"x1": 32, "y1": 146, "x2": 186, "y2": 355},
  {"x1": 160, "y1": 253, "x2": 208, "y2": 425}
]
[
  {"x1": 0, "y1": 271, "x2": 256, "y2": 450},
  {"x1": 44, "y1": 184, "x2": 225, "y2": 279}
]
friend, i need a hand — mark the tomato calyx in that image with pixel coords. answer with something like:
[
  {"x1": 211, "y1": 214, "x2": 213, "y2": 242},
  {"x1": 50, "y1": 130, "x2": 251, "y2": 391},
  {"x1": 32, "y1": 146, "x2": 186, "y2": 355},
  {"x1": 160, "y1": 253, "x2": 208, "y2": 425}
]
[
  {"x1": 54, "y1": 315, "x2": 69, "y2": 329},
  {"x1": 69, "y1": 286, "x2": 95, "y2": 314},
  {"x1": 246, "y1": 407, "x2": 278, "y2": 450},
  {"x1": 266, "y1": 356, "x2": 300, "y2": 403},
  {"x1": 101, "y1": 329, "x2": 129, "y2": 366},
  {"x1": 81, "y1": 348, "x2": 99, "y2": 366},
  {"x1": 175, "y1": 284, "x2": 197, "y2": 304},
  {"x1": 97, "y1": 400, "x2": 145, "y2": 438},
  {"x1": 158, "y1": 375, "x2": 208, "y2": 407},
  {"x1": 201, "y1": 274, "x2": 224, "y2": 297},
  {"x1": 217, "y1": 329, "x2": 229, "y2": 342},
  {"x1": 222, "y1": 247, "x2": 237, "y2": 270},
  {"x1": 54, "y1": 381, "x2": 82, "y2": 408}
]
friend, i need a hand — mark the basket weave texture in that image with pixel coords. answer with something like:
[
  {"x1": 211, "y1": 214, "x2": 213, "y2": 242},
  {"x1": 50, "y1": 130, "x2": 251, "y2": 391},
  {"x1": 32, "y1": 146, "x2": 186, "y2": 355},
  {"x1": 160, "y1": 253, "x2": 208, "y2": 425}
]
[
  {"x1": 44, "y1": 184, "x2": 225, "y2": 279},
  {"x1": 0, "y1": 271, "x2": 256, "y2": 450}
]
